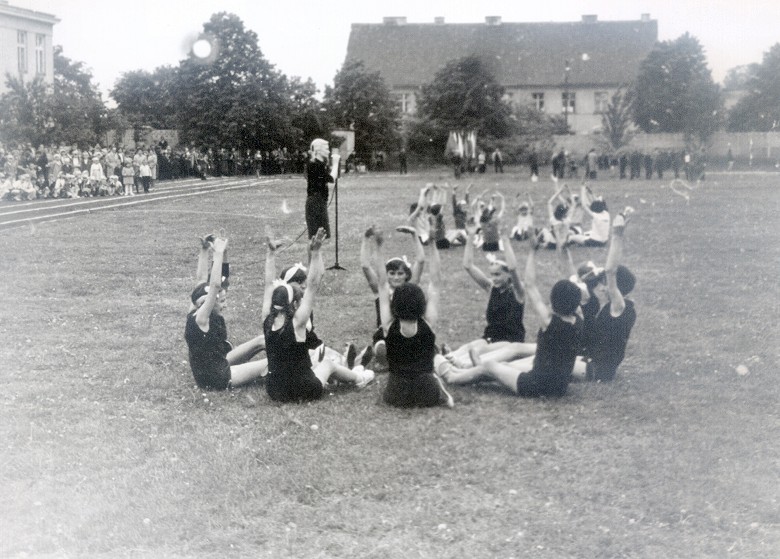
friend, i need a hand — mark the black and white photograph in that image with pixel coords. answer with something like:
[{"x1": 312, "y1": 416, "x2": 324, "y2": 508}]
[{"x1": 1, "y1": 1, "x2": 778, "y2": 557}]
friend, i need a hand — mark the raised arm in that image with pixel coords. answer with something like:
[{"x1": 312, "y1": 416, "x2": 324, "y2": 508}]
[
  {"x1": 260, "y1": 229, "x2": 281, "y2": 322},
  {"x1": 450, "y1": 183, "x2": 458, "y2": 211},
  {"x1": 492, "y1": 191, "x2": 506, "y2": 219},
  {"x1": 604, "y1": 209, "x2": 632, "y2": 317},
  {"x1": 431, "y1": 183, "x2": 448, "y2": 208},
  {"x1": 409, "y1": 228, "x2": 426, "y2": 284},
  {"x1": 581, "y1": 184, "x2": 596, "y2": 217},
  {"x1": 294, "y1": 228, "x2": 326, "y2": 329},
  {"x1": 501, "y1": 223, "x2": 525, "y2": 303},
  {"x1": 409, "y1": 184, "x2": 431, "y2": 222},
  {"x1": 195, "y1": 236, "x2": 227, "y2": 330},
  {"x1": 195, "y1": 234, "x2": 214, "y2": 284},
  {"x1": 375, "y1": 231, "x2": 394, "y2": 334},
  {"x1": 548, "y1": 187, "x2": 564, "y2": 221},
  {"x1": 360, "y1": 226, "x2": 379, "y2": 294},
  {"x1": 524, "y1": 236, "x2": 552, "y2": 328},
  {"x1": 424, "y1": 232, "x2": 441, "y2": 328},
  {"x1": 554, "y1": 220, "x2": 577, "y2": 279},
  {"x1": 462, "y1": 215, "x2": 492, "y2": 291}
]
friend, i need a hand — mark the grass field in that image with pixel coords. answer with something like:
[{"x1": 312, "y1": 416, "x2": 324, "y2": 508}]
[{"x1": 1, "y1": 168, "x2": 778, "y2": 558}]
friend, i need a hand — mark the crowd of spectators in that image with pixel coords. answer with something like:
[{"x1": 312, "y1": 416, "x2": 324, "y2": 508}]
[
  {"x1": 0, "y1": 141, "x2": 308, "y2": 202},
  {"x1": 548, "y1": 147, "x2": 708, "y2": 182}
]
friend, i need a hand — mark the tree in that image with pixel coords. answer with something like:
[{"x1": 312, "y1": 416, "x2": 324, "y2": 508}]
[
  {"x1": 727, "y1": 43, "x2": 780, "y2": 131},
  {"x1": 0, "y1": 76, "x2": 50, "y2": 145},
  {"x1": 412, "y1": 55, "x2": 516, "y2": 157},
  {"x1": 322, "y1": 60, "x2": 399, "y2": 162},
  {"x1": 632, "y1": 34, "x2": 722, "y2": 141},
  {"x1": 723, "y1": 64, "x2": 760, "y2": 91},
  {"x1": 418, "y1": 55, "x2": 515, "y2": 139},
  {"x1": 172, "y1": 12, "x2": 303, "y2": 151},
  {"x1": 0, "y1": 46, "x2": 108, "y2": 147},
  {"x1": 288, "y1": 77, "x2": 328, "y2": 148},
  {"x1": 111, "y1": 67, "x2": 179, "y2": 129},
  {"x1": 48, "y1": 46, "x2": 110, "y2": 146},
  {"x1": 594, "y1": 87, "x2": 636, "y2": 152}
]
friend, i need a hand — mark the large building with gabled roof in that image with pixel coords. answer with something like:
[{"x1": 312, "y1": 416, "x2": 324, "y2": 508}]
[
  {"x1": 345, "y1": 14, "x2": 658, "y2": 135},
  {"x1": 0, "y1": 0, "x2": 59, "y2": 96}
]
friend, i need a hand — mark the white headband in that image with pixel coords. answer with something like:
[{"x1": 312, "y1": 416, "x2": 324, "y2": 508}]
[
  {"x1": 485, "y1": 253, "x2": 508, "y2": 270},
  {"x1": 385, "y1": 255, "x2": 411, "y2": 269},
  {"x1": 282, "y1": 262, "x2": 307, "y2": 283}
]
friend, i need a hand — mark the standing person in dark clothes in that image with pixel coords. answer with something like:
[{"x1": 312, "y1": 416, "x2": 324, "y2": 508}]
[
  {"x1": 672, "y1": 150, "x2": 682, "y2": 178},
  {"x1": 492, "y1": 148, "x2": 504, "y2": 173},
  {"x1": 552, "y1": 149, "x2": 566, "y2": 179},
  {"x1": 619, "y1": 152, "x2": 628, "y2": 179},
  {"x1": 528, "y1": 149, "x2": 540, "y2": 181},
  {"x1": 36, "y1": 146, "x2": 48, "y2": 188},
  {"x1": 305, "y1": 138, "x2": 333, "y2": 240},
  {"x1": 643, "y1": 152, "x2": 654, "y2": 179},
  {"x1": 629, "y1": 150, "x2": 642, "y2": 179},
  {"x1": 398, "y1": 148, "x2": 408, "y2": 175}
]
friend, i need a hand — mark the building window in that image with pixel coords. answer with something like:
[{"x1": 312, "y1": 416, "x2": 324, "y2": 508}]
[
  {"x1": 35, "y1": 34, "x2": 46, "y2": 75},
  {"x1": 532, "y1": 92, "x2": 545, "y2": 111},
  {"x1": 562, "y1": 91, "x2": 576, "y2": 114},
  {"x1": 397, "y1": 92, "x2": 411, "y2": 114},
  {"x1": 17, "y1": 31, "x2": 28, "y2": 74},
  {"x1": 594, "y1": 91, "x2": 609, "y2": 114}
]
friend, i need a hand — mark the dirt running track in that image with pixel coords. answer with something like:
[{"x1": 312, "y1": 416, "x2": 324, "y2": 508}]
[{"x1": 0, "y1": 176, "x2": 284, "y2": 230}]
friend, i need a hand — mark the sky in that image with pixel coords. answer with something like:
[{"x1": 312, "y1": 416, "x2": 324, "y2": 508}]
[{"x1": 12, "y1": 0, "x2": 780, "y2": 102}]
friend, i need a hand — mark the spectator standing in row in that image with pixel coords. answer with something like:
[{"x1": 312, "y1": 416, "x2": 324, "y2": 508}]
[
  {"x1": 492, "y1": 148, "x2": 504, "y2": 173},
  {"x1": 528, "y1": 149, "x2": 539, "y2": 181},
  {"x1": 399, "y1": 148, "x2": 408, "y2": 175}
]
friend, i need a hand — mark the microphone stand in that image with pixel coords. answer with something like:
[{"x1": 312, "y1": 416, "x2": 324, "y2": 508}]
[{"x1": 327, "y1": 152, "x2": 346, "y2": 271}]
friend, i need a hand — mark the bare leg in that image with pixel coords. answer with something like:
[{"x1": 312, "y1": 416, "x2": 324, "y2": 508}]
[
  {"x1": 229, "y1": 359, "x2": 268, "y2": 386},
  {"x1": 309, "y1": 345, "x2": 347, "y2": 367},
  {"x1": 478, "y1": 342, "x2": 537, "y2": 364},
  {"x1": 443, "y1": 356, "x2": 533, "y2": 391},
  {"x1": 313, "y1": 361, "x2": 373, "y2": 387},
  {"x1": 482, "y1": 358, "x2": 534, "y2": 393},
  {"x1": 446, "y1": 338, "x2": 489, "y2": 367},
  {"x1": 226, "y1": 334, "x2": 265, "y2": 365}
]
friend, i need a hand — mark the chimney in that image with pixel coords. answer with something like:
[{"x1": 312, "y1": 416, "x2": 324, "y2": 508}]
[
  {"x1": 582, "y1": 15, "x2": 598, "y2": 23},
  {"x1": 485, "y1": 16, "x2": 502, "y2": 26},
  {"x1": 640, "y1": 13, "x2": 651, "y2": 22},
  {"x1": 383, "y1": 17, "x2": 407, "y2": 25},
  {"x1": 434, "y1": 17, "x2": 445, "y2": 24}
]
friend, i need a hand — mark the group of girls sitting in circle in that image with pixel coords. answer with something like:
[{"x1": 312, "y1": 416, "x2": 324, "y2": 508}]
[
  {"x1": 185, "y1": 228, "x2": 376, "y2": 403},
  {"x1": 185, "y1": 180, "x2": 636, "y2": 408}
]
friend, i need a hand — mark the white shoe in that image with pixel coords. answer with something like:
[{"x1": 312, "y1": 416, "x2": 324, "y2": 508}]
[
  {"x1": 435, "y1": 359, "x2": 453, "y2": 381},
  {"x1": 434, "y1": 375, "x2": 455, "y2": 408},
  {"x1": 373, "y1": 340, "x2": 387, "y2": 367},
  {"x1": 354, "y1": 366, "x2": 375, "y2": 389}
]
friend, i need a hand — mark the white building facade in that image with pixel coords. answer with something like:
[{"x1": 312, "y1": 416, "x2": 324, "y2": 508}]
[{"x1": 0, "y1": 0, "x2": 59, "y2": 96}]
